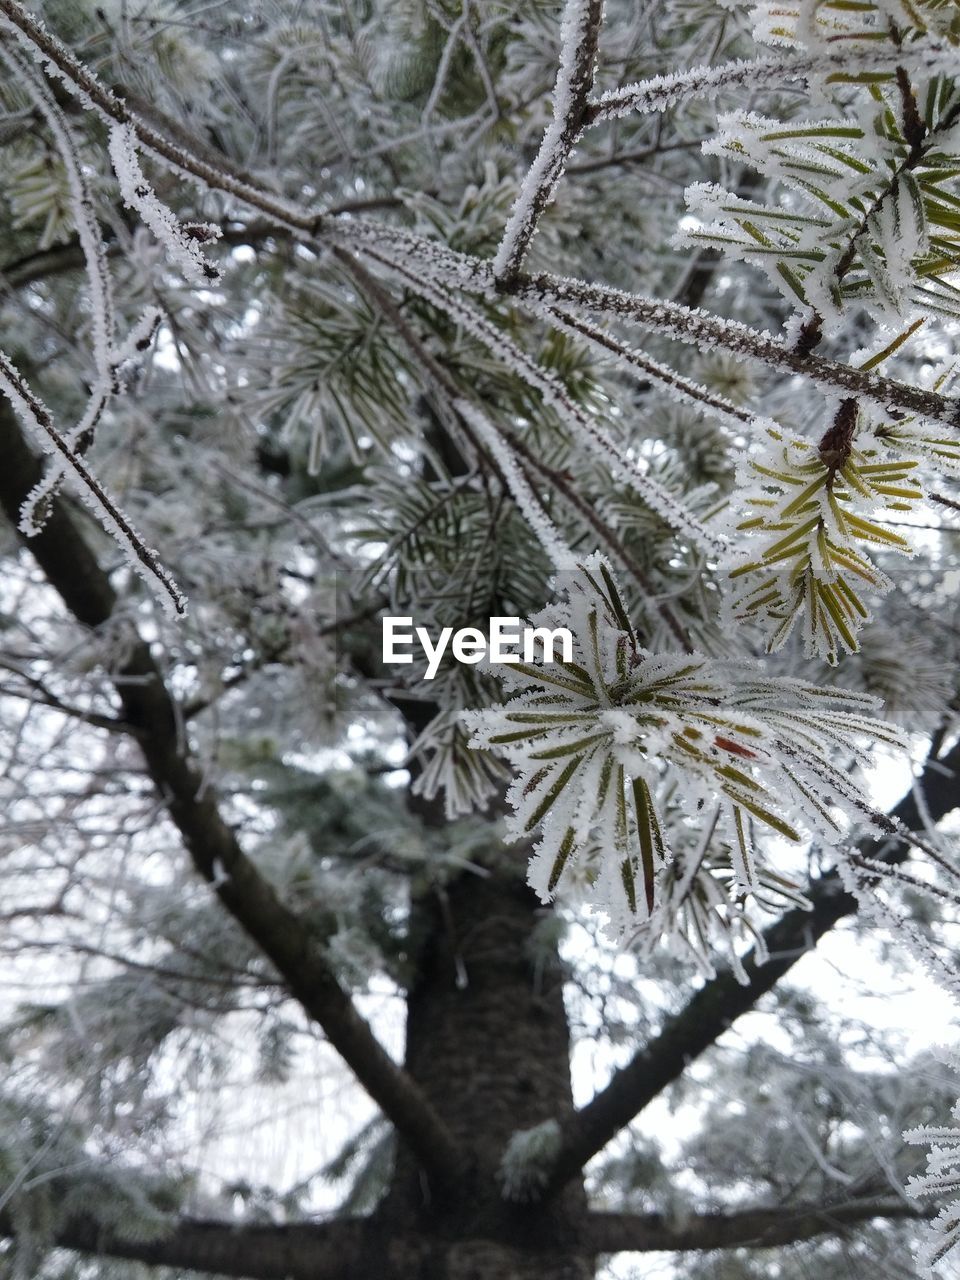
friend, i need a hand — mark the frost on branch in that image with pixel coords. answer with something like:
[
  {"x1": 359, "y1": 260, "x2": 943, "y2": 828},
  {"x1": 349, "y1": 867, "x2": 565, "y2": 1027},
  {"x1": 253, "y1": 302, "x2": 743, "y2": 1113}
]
[
  {"x1": 492, "y1": 0, "x2": 602, "y2": 283},
  {"x1": 108, "y1": 122, "x2": 221, "y2": 286},
  {"x1": 906, "y1": 1096, "x2": 960, "y2": 1276},
  {"x1": 464, "y1": 555, "x2": 904, "y2": 937}
]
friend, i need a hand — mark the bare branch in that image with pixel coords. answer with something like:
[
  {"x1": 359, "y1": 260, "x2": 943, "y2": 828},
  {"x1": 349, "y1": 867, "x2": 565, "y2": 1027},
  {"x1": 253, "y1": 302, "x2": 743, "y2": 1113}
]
[{"x1": 0, "y1": 1207, "x2": 373, "y2": 1280}]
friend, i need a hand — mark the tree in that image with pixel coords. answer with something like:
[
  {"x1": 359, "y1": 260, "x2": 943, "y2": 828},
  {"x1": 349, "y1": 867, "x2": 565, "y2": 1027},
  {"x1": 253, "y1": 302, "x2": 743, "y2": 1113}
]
[{"x1": 0, "y1": 0, "x2": 959, "y2": 1276}]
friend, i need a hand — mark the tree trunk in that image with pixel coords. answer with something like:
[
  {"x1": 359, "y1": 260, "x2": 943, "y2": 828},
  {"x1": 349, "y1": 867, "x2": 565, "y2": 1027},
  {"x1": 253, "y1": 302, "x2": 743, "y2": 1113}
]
[{"x1": 382, "y1": 855, "x2": 594, "y2": 1279}]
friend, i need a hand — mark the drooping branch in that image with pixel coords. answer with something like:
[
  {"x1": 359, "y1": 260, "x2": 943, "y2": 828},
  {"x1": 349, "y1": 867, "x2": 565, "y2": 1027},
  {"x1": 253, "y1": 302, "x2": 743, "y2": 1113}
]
[
  {"x1": 492, "y1": 0, "x2": 604, "y2": 285},
  {"x1": 0, "y1": 348, "x2": 186, "y2": 615},
  {"x1": 536, "y1": 735, "x2": 960, "y2": 1195},
  {"x1": 584, "y1": 1198, "x2": 933, "y2": 1254},
  {"x1": 0, "y1": 401, "x2": 463, "y2": 1192}
]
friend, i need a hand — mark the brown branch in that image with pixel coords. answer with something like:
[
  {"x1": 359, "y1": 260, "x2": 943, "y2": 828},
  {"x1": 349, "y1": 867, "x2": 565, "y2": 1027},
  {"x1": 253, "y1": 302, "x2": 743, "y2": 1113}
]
[
  {"x1": 0, "y1": 401, "x2": 463, "y2": 1193},
  {"x1": 536, "y1": 735, "x2": 960, "y2": 1196},
  {"x1": 0, "y1": 1208, "x2": 374, "y2": 1280},
  {"x1": 585, "y1": 1198, "x2": 932, "y2": 1254},
  {"x1": 2, "y1": 1195, "x2": 927, "y2": 1276}
]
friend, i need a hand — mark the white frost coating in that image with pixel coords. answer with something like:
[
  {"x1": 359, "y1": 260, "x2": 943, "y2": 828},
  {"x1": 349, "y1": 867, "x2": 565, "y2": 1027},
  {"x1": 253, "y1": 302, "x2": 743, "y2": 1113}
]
[
  {"x1": 590, "y1": 42, "x2": 957, "y2": 121},
  {"x1": 108, "y1": 123, "x2": 220, "y2": 285},
  {"x1": 339, "y1": 227, "x2": 960, "y2": 428},
  {"x1": 454, "y1": 399, "x2": 576, "y2": 570},
  {"x1": 492, "y1": 0, "x2": 599, "y2": 280},
  {"x1": 0, "y1": 5, "x2": 305, "y2": 235},
  {"x1": 6, "y1": 45, "x2": 115, "y2": 379},
  {"x1": 547, "y1": 303, "x2": 754, "y2": 430},
  {"x1": 17, "y1": 309, "x2": 160, "y2": 537},
  {"x1": 464, "y1": 556, "x2": 906, "y2": 934},
  {"x1": 111, "y1": 308, "x2": 164, "y2": 369},
  {"x1": 498, "y1": 1119, "x2": 562, "y2": 1202},
  {"x1": 0, "y1": 10, "x2": 102, "y2": 115}
]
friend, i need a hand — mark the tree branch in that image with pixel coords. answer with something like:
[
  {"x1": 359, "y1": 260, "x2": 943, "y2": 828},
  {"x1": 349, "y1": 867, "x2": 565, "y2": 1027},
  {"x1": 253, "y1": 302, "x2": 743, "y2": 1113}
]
[
  {"x1": 4, "y1": 0, "x2": 955, "y2": 436},
  {"x1": 585, "y1": 1198, "x2": 932, "y2": 1254},
  {"x1": 339, "y1": 226, "x2": 960, "y2": 428},
  {"x1": 3, "y1": 1197, "x2": 926, "y2": 1276},
  {"x1": 582, "y1": 47, "x2": 927, "y2": 124},
  {"x1": 0, "y1": 1208, "x2": 374, "y2": 1280},
  {"x1": 492, "y1": 0, "x2": 604, "y2": 285},
  {"x1": 538, "y1": 736, "x2": 960, "y2": 1194},
  {"x1": 0, "y1": 402, "x2": 463, "y2": 1192},
  {"x1": 508, "y1": 269, "x2": 960, "y2": 428}
]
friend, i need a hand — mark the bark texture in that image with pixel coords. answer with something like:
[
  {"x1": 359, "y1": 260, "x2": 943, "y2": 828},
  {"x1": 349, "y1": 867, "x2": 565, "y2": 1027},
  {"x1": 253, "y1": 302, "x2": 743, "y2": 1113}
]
[{"x1": 385, "y1": 864, "x2": 593, "y2": 1279}]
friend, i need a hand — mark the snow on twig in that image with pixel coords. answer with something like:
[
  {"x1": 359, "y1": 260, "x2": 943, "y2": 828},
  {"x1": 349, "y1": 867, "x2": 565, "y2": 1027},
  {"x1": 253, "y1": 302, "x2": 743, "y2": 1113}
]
[
  {"x1": 511, "y1": 271, "x2": 960, "y2": 430},
  {"x1": 588, "y1": 43, "x2": 959, "y2": 122},
  {"x1": 108, "y1": 123, "x2": 220, "y2": 286},
  {"x1": 454, "y1": 399, "x2": 576, "y2": 570},
  {"x1": 1, "y1": 46, "x2": 167, "y2": 538},
  {"x1": 0, "y1": 350, "x2": 186, "y2": 617},
  {"x1": 492, "y1": 0, "x2": 603, "y2": 284}
]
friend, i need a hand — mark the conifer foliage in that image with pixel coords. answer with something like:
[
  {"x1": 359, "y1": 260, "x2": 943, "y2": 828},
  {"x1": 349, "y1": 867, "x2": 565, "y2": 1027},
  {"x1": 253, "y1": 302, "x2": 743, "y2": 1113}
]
[{"x1": 0, "y1": 0, "x2": 959, "y2": 1277}]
